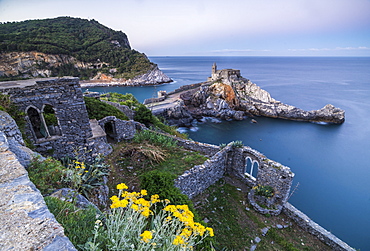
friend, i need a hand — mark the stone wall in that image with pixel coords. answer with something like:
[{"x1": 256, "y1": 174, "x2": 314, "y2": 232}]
[
  {"x1": 0, "y1": 112, "x2": 76, "y2": 250},
  {"x1": 175, "y1": 147, "x2": 229, "y2": 199},
  {"x1": 98, "y1": 116, "x2": 138, "y2": 142},
  {"x1": 283, "y1": 203, "x2": 355, "y2": 251}
]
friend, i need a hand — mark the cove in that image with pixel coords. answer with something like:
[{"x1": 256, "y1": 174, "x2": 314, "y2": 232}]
[{"x1": 85, "y1": 56, "x2": 370, "y2": 250}]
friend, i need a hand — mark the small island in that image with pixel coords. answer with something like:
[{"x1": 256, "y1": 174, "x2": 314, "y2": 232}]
[{"x1": 146, "y1": 63, "x2": 345, "y2": 126}]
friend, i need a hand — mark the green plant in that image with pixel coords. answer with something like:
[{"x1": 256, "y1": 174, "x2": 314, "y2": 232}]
[
  {"x1": 134, "y1": 104, "x2": 154, "y2": 126},
  {"x1": 219, "y1": 143, "x2": 227, "y2": 149},
  {"x1": 45, "y1": 196, "x2": 98, "y2": 248},
  {"x1": 27, "y1": 157, "x2": 66, "y2": 195},
  {"x1": 62, "y1": 155, "x2": 110, "y2": 198},
  {"x1": 86, "y1": 183, "x2": 214, "y2": 250},
  {"x1": 83, "y1": 96, "x2": 128, "y2": 121},
  {"x1": 133, "y1": 130, "x2": 177, "y2": 149},
  {"x1": 230, "y1": 140, "x2": 243, "y2": 148},
  {"x1": 253, "y1": 185, "x2": 274, "y2": 198},
  {"x1": 140, "y1": 170, "x2": 199, "y2": 220}
]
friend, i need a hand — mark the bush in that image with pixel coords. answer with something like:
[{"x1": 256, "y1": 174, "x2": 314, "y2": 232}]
[
  {"x1": 83, "y1": 96, "x2": 128, "y2": 120},
  {"x1": 45, "y1": 196, "x2": 98, "y2": 248},
  {"x1": 132, "y1": 130, "x2": 177, "y2": 149},
  {"x1": 140, "y1": 170, "x2": 198, "y2": 219},
  {"x1": 27, "y1": 157, "x2": 66, "y2": 195}
]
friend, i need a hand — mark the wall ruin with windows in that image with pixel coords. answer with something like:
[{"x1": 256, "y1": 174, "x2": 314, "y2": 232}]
[{"x1": 0, "y1": 77, "x2": 108, "y2": 160}]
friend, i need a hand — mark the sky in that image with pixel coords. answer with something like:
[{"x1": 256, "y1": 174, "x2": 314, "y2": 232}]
[{"x1": 1, "y1": 0, "x2": 370, "y2": 56}]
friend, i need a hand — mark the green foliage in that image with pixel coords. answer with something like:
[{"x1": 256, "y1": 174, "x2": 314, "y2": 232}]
[
  {"x1": 27, "y1": 157, "x2": 66, "y2": 195},
  {"x1": 266, "y1": 228, "x2": 301, "y2": 251},
  {"x1": 140, "y1": 170, "x2": 199, "y2": 221},
  {"x1": 230, "y1": 140, "x2": 243, "y2": 148},
  {"x1": 0, "y1": 17, "x2": 154, "y2": 79},
  {"x1": 44, "y1": 196, "x2": 97, "y2": 248},
  {"x1": 132, "y1": 130, "x2": 177, "y2": 149},
  {"x1": 0, "y1": 93, "x2": 33, "y2": 148},
  {"x1": 134, "y1": 104, "x2": 154, "y2": 126},
  {"x1": 83, "y1": 96, "x2": 128, "y2": 120},
  {"x1": 254, "y1": 185, "x2": 274, "y2": 198},
  {"x1": 100, "y1": 92, "x2": 139, "y2": 109},
  {"x1": 43, "y1": 104, "x2": 58, "y2": 126},
  {"x1": 62, "y1": 156, "x2": 110, "y2": 198}
]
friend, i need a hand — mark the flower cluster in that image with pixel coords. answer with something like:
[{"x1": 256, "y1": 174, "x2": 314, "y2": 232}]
[
  {"x1": 110, "y1": 183, "x2": 157, "y2": 218},
  {"x1": 164, "y1": 204, "x2": 214, "y2": 247},
  {"x1": 93, "y1": 183, "x2": 214, "y2": 250}
]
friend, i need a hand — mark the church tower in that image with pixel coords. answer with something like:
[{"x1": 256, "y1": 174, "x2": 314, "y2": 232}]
[{"x1": 212, "y1": 62, "x2": 217, "y2": 75}]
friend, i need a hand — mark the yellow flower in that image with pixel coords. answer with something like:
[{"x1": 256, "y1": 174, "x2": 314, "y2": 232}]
[
  {"x1": 206, "y1": 227, "x2": 214, "y2": 237},
  {"x1": 131, "y1": 204, "x2": 139, "y2": 211},
  {"x1": 117, "y1": 183, "x2": 128, "y2": 190},
  {"x1": 140, "y1": 230, "x2": 153, "y2": 243},
  {"x1": 173, "y1": 235, "x2": 185, "y2": 245},
  {"x1": 140, "y1": 189, "x2": 148, "y2": 196}
]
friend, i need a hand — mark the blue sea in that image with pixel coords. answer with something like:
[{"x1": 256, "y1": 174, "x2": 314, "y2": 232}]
[{"x1": 86, "y1": 56, "x2": 370, "y2": 250}]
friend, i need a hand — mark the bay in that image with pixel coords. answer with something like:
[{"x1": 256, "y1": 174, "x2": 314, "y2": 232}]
[{"x1": 86, "y1": 56, "x2": 370, "y2": 250}]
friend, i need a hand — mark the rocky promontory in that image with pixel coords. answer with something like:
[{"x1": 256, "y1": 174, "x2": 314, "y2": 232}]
[{"x1": 146, "y1": 64, "x2": 345, "y2": 126}]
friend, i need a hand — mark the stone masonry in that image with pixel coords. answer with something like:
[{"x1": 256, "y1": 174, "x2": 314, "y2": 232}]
[
  {"x1": 0, "y1": 77, "x2": 110, "y2": 160},
  {"x1": 0, "y1": 111, "x2": 76, "y2": 250}
]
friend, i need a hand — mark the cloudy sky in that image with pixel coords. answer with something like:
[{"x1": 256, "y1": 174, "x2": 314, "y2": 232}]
[{"x1": 1, "y1": 0, "x2": 370, "y2": 56}]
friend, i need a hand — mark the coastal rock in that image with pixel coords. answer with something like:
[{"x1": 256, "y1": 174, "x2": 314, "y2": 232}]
[
  {"x1": 148, "y1": 64, "x2": 345, "y2": 125},
  {"x1": 128, "y1": 65, "x2": 172, "y2": 85},
  {"x1": 162, "y1": 100, "x2": 194, "y2": 126}
]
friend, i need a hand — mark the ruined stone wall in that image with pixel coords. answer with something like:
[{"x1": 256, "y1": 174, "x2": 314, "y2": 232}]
[
  {"x1": 283, "y1": 203, "x2": 355, "y2": 251},
  {"x1": 2, "y1": 78, "x2": 96, "y2": 160},
  {"x1": 175, "y1": 147, "x2": 228, "y2": 199}
]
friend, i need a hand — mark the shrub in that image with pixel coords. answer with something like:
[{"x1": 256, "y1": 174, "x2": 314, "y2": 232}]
[
  {"x1": 230, "y1": 140, "x2": 243, "y2": 148},
  {"x1": 140, "y1": 170, "x2": 199, "y2": 221},
  {"x1": 61, "y1": 155, "x2": 110, "y2": 198},
  {"x1": 27, "y1": 157, "x2": 66, "y2": 195},
  {"x1": 45, "y1": 196, "x2": 98, "y2": 248},
  {"x1": 83, "y1": 96, "x2": 128, "y2": 120},
  {"x1": 132, "y1": 130, "x2": 177, "y2": 149},
  {"x1": 253, "y1": 185, "x2": 274, "y2": 198}
]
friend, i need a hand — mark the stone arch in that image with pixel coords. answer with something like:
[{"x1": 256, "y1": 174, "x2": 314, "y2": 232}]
[
  {"x1": 42, "y1": 104, "x2": 62, "y2": 136},
  {"x1": 26, "y1": 106, "x2": 46, "y2": 139},
  {"x1": 245, "y1": 156, "x2": 259, "y2": 180},
  {"x1": 103, "y1": 120, "x2": 117, "y2": 143}
]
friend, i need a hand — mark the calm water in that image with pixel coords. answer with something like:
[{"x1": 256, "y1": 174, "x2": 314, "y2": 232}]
[{"x1": 86, "y1": 57, "x2": 370, "y2": 250}]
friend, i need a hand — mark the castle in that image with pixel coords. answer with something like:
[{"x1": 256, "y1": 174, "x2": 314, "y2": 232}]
[{"x1": 208, "y1": 62, "x2": 241, "y2": 82}]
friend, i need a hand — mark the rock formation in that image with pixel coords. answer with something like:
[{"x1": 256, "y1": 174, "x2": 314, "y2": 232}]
[{"x1": 147, "y1": 65, "x2": 345, "y2": 125}]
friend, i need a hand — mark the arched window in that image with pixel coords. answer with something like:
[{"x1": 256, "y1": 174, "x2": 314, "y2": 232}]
[
  {"x1": 42, "y1": 104, "x2": 61, "y2": 136},
  {"x1": 245, "y1": 157, "x2": 259, "y2": 180},
  {"x1": 27, "y1": 107, "x2": 46, "y2": 139}
]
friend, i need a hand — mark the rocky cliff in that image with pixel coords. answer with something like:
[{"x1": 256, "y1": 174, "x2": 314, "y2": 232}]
[
  {"x1": 0, "y1": 17, "x2": 172, "y2": 85},
  {"x1": 148, "y1": 77, "x2": 345, "y2": 125}
]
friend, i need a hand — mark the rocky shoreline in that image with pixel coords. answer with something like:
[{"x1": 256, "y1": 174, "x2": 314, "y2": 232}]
[
  {"x1": 80, "y1": 65, "x2": 172, "y2": 87},
  {"x1": 145, "y1": 66, "x2": 345, "y2": 126}
]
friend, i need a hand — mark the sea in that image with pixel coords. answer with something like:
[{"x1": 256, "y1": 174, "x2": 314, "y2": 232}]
[{"x1": 85, "y1": 56, "x2": 370, "y2": 250}]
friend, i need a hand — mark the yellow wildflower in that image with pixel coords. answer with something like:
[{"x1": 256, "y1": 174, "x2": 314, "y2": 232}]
[
  {"x1": 117, "y1": 183, "x2": 128, "y2": 190},
  {"x1": 140, "y1": 189, "x2": 148, "y2": 196},
  {"x1": 206, "y1": 227, "x2": 214, "y2": 237},
  {"x1": 173, "y1": 235, "x2": 185, "y2": 245},
  {"x1": 140, "y1": 230, "x2": 153, "y2": 243}
]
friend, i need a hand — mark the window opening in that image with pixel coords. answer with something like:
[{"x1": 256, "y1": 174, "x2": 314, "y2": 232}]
[
  {"x1": 104, "y1": 121, "x2": 116, "y2": 143},
  {"x1": 245, "y1": 156, "x2": 259, "y2": 180},
  {"x1": 43, "y1": 104, "x2": 61, "y2": 136},
  {"x1": 27, "y1": 107, "x2": 45, "y2": 139}
]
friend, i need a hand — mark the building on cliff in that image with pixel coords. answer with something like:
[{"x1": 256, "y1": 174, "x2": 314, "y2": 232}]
[{"x1": 208, "y1": 62, "x2": 241, "y2": 82}]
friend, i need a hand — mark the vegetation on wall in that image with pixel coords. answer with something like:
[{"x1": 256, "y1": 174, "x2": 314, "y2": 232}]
[
  {"x1": 0, "y1": 17, "x2": 154, "y2": 80},
  {"x1": 83, "y1": 96, "x2": 128, "y2": 121}
]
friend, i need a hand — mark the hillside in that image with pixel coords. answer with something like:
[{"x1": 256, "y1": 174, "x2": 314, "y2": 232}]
[{"x1": 0, "y1": 17, "x2": 154, "y2": 80}]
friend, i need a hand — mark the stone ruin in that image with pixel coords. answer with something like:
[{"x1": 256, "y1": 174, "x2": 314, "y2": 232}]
[{"x1": 0, "y1": 77, "x2": 118, "y2": 160}]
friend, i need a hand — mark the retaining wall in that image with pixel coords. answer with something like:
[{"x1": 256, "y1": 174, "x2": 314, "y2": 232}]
[
  {"x1": 0, "y1": 112, "x2": 76, "y2": 250},
  {"x1": 283, "y1": 203, "x2": 355, "y2": 251}
]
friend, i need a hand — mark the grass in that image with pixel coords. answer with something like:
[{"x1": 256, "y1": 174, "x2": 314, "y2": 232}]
[
  {"x1": 193, "y1": 177, "x2": 332, "y2": 251},
  {"x1": 106, "y1": 139, "x2": 208, "y2": 197},
  {"x1": 44, "y1": 196, "x2": 98, "y2": 248}
]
